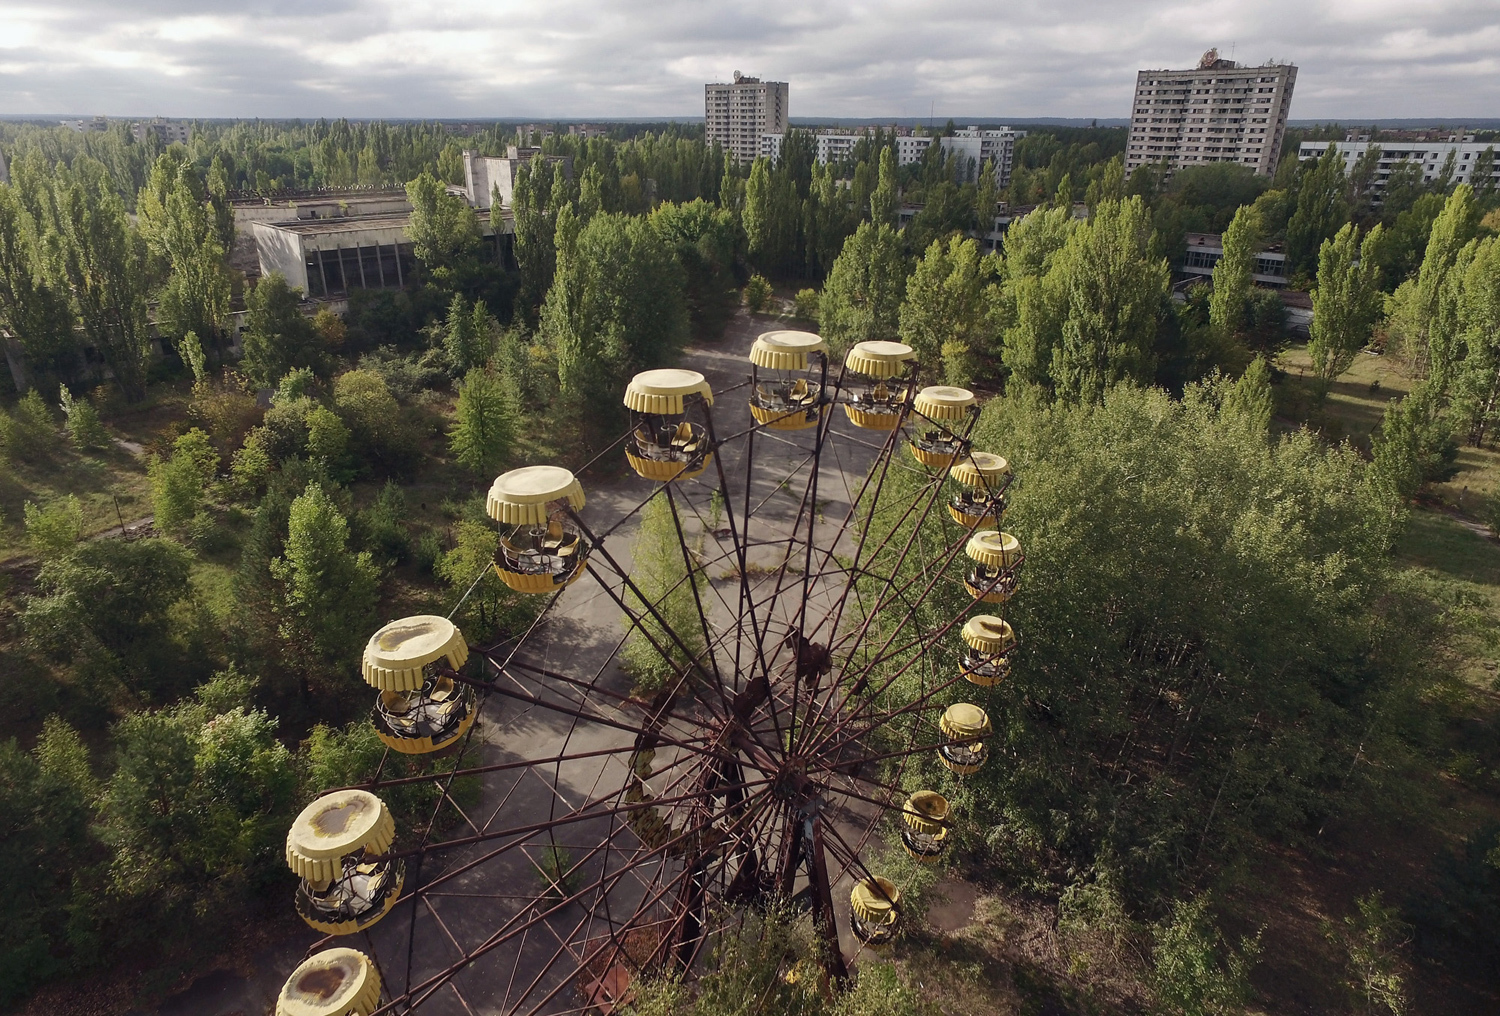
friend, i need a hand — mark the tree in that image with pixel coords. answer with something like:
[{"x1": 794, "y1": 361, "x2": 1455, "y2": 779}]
[
  {"x1": 138, "y1": 155, "x2": 232, "y2": 357},
  {"x1": 1286, "y1": 145, "x2": 1351, "y2": 278},
  {"x1": 304, "y1": 405, "x2": 350, "y2": 470},
  {"x1": 269, "y1": 481, "x2": 379, "y2": 663},
  {"x1": 858, "y1": 380, "x2": 1408, "y2": 913},
  {"x1": 22, "y1": 496, "x2": 83, "y2": 559},
  {"x1": 240, "y1": 274, "x2": 322, "y2": 387},
  {"x1": 1208, "y1": 205, "x2": 1261, "y2": 338},
  {"x1": 999, "y1": 205, "x2": 1078, "y2": 387},
  {"x1": 818, "y1": 222, "x2": 907, "y2": 356},
  {"x1": 1370, "y1": 382, "x2": 1457, "y2": 503},
  {"x1": 0, "y1": 186, "x2": 77, "y2": 383},
  {"x1": 1414, "y1": 185, "x2": 1480, "y2": 386},
  {"x1": 1308, "y1": 223, "x2": 1385, "y2": 396},
  {"x1": 870, "y1": 147, "x2": 898, "y2": 227},
  {"x1": 744, "y1": 275, "x2": 772, "y2": 313},
  {"x1": 442, "y1": 294, "x2": 496, "y2": 375},
  {"x1": 101, "y1": 699, "x2": 295, "y2": 910},
  {"x1": 40, "y1": 157, "x2": 153, "y2": 401},
  {"x1": 973, "y1": 158, "x2": 999, "y2": 232},
  {"x1": 622, "y1": 491, "x2": 703, "y2": 694},
  {"x1": 0, "y1": 730, "x2": 95, "y2": 1003},
  {"x1": 433, "y1": 520, "x2": 540, "y2": 640},
  {"x1": 58, "y1": 385, "x2": 107, "y2": 450},
  {"x1": 540, "y1": 208, "x2": 689, "y2": 442},
  {"x1": 1048, "y1": 196, "x2": 1169, "y2": 403},
  {"x1": 148, "y1": 427, "x2": 218, "y2": 537},
  {"x1": 1449, "y1": 237, "x2": 1500, "y2": 444},
  {"x1": 649, "y1": 199, "x2": 739, "y2": 340},
  {"x1": 20, "y1": 538, "x2": 195, "y2": 696},
  {"x1": 448, "y1": 367, "x2": 514, "y2": 477},
  {"x1": 742, "y1": 157, "x2": 799, "y2": 275},
  {"x1": 333, "y1": 369, "x2": 412, "y2": 474},
  {"x1": 512, "y1": 154, "x2": 558, "y2": 319},
  {"x1": 1150, "y1": 896, "x2": 1261, "y2": 1016},
  {"x1": 1085, "y1": 156, "x2": 1125, "y2": 212},
  {"x1": 404, "y1": 171, "x2": 479, "y2": 278},
  {"x1": 898, "y1": 236, "x2": 993, "y2": 382}
]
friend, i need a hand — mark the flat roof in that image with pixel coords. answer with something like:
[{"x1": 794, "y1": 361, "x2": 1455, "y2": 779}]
[{"x1": 256, "y1": 209, "x2": 506, "y2": 238}]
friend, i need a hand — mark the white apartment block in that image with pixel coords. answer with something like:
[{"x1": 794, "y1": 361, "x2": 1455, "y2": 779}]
[
  {"x1": 1125, "y1": 52, "x2": 1296, "y2": 178},
  {"x1": 817, "y1": 134, "x2": 860, "y2": 165},
  {"x1": 759, "y1": 134, "x2": 784, "y2": 162},
  {"x1": 61, "y1": 116, "x2": 109, "y2": 133},
  {"x1": 705, "y1": 72, "x2": 789, "y2": 164},
  {"x1": 1298, "y1": 140, "x2": 1500, "y2": 199},
  {"x1": 131, "y1": 118, "x2": 190, "y2": 145},
  {"x1": 940, "y1": 127, "x2": 1026, "y2": 186},
  {"x1": 897, "y1": 136, "x2": 934, "y2": 167}
]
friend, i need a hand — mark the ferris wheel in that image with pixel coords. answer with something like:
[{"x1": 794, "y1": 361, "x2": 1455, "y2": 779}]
[{"x1": 271, "y1": 330, "x2": 1024, "y2": 1016}]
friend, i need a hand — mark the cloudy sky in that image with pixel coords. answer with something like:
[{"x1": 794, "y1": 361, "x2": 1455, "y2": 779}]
[{"x1": 0, "y1": 0, "x2": 1495, "y2": 120}]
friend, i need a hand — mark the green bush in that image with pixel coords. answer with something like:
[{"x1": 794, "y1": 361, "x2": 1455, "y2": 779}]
[
  {"x1": 793, "y1": 287, "x2": 820, "y2": 323},
  {"x1": 148, "y1": 428, "x2": 219, "y2": 538},
  {"x1": 744, "y1": 274, "x2": 773, "y2": 313},
  {"x1": 58, "y1": 385, "x2": 107, "y2": 450},
  {"x1": 1150, "y1": 896, "x2": 1261, "y2": 1016},
  {"x1": 10, "y1": 389, "x2": 60, "y2": 462},
  {"x1": 22, "y1": 496, "x2": 83, "y2": 558},
  {"x1": 356, "y1": 481, "x2": 410, "y2": 566}
]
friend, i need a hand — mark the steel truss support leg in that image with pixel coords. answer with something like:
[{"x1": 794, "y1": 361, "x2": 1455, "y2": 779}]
[{"x1": 806, "y1": 815, "x2": 850, "y2": 988}]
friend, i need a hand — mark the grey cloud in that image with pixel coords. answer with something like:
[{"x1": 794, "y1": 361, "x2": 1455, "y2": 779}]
[{"x1": 0, "y1": 0, "x2": 1495, "y2": 118}]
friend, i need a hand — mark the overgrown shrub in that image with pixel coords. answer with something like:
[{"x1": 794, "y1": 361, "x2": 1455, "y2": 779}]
[{"x1": 744, "y1": 274, "x2": 773, "y2": 313}]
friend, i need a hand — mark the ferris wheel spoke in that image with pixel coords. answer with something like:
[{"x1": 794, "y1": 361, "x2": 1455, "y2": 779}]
[
  {"x1": 379, "y1": 781, "x2": 779, "y2": 1016},
  {"x1": 811, "y1": 404, "x2": 983, "y2": 663},
  {"x1": 827, "y1": 582, "x2": 998, "y2": 737},
  {"x1": 574, "y1": 526, "x2": 741, "y2": 724}
]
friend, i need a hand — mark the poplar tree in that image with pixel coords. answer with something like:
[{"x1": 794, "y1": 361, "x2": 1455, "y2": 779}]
[
  {"x1": 241, "y1": 274, "x2": 321, "y2": 387},
  {"x1": 622, "y1": 491, "x2": 703, "y2": 693},
  {"x1": 542, "y1": 208, "x2": 687, "y2": 408},
  {"x1": 0, "y1": 186, "x2": 76, "y2": 380},
  {"x1": 41, "y1": 158, "x2": 153, "y2": 401},
  {"x1": 512, "y1": 154, "x2": 557, "y2": 318},
  {"x1": 1309, "y1": 223, "x2": 1385, "y2": 396},
  {"x1": 1209, "y1": 205, "x2": 1262, "y2": 338},
  {"x1": 1049, "y1": 197, "x2": 1169, "y2": 403},
  {"x1": 1286, "y1": 145, "x2": 1350, "y2": 277},
  {"x1": 870, "y1": 147, "x2": 898, "y2": 227},
  {"x1": 404, "y1": 171, "x2": 479, "y2": 278}
]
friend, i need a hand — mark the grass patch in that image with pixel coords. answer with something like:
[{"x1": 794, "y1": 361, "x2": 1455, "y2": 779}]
[{"x1": 1398, "y1": 510, "x2": 1500, "y2": 589}]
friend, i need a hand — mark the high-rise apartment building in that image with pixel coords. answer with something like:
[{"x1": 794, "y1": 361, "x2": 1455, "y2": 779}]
[
  {"x1": 1125, "y1": 50, "x2": 1295, "y2": 179},
  {"x1": 705, "y1": 72, "x2": 789, "y2": 164},
  {"x1": 940, "y1": 127, "x2": 1026, "y2": 185}
]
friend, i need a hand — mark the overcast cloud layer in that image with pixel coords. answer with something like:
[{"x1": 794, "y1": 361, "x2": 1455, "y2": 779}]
[{"x1": 0, "y1": 0, "x2": 1495, "y2": 120}]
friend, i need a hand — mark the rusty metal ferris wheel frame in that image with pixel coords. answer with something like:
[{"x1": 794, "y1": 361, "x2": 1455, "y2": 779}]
[{"x1": 285, "y1": 338, "x2": 1022, "y2": 1016}]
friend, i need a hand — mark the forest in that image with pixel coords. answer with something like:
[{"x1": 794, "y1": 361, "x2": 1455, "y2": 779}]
[{"x1": 0, "y1": 113, "x2": 1499, "y2": 1015}]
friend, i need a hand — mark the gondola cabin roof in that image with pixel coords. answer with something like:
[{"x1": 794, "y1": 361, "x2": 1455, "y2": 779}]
[
  {"x1": 286, "y1": 790, "x2": 395, "y2": 882},
  {"x1": 750, "y1": 330, "x2": 825, "y2": 371},
  {"x1": 276, "y1": 948, "x2": 382, "y2": 1016},
  {"x1": 951, "y1": 452, "x2": 1010, "y2": 487},
  {"x1": 624, "y1": 369, "x2": 714, "y2": 414},
  {"x1": 965, "y1": 530, "x2": 1021, "y2": 569},
  {"x1": 362, "y1": 615, "x2": 469, "y2": 691},
  {"x1": 486, "y1": 465, "x2": 586, "y2": 526},
  {"x1": 961, "y1": 615, "x2": 1015, "y2": 654},
  {"x1": 913, "y1": 385, "x2": 976, "y2": 421},
  {"x1": 941, "y1": 703, "x2": 993, "y2": 740},
  {"x1": 844, "y1": 341, "x2": 915, "y2": 379}
]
